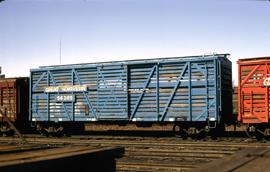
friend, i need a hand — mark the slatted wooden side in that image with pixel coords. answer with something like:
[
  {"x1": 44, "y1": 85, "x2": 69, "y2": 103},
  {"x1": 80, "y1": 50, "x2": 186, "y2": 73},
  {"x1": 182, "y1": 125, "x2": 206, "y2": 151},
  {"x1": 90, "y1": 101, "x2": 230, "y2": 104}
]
[
  {"x1": 0, "y1": 79, "x2": 17, "y2": 122},
  {"x1": 30, "y1": 54, "x2": 231, "y2": 123},
  {"x1": 238, "y1": 59, "x2": 270, "y2": 123}
]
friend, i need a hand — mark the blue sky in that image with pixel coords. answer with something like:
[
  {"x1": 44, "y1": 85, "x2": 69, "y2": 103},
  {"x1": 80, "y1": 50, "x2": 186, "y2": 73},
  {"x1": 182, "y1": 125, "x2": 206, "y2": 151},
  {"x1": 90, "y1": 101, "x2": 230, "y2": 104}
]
[{"x1": 0, "y1": 0, "x2": 270, "y2": 85}]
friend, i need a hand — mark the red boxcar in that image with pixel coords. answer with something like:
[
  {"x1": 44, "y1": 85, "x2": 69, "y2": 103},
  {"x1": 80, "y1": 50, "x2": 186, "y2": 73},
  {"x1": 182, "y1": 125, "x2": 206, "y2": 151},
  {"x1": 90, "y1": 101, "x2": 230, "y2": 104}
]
[
  {"x1": 0, "y1": 78, "x2": 29, "y2": 135},
  {"x1": 238, "y1": 57, "x2": 270, "y2": 137}
]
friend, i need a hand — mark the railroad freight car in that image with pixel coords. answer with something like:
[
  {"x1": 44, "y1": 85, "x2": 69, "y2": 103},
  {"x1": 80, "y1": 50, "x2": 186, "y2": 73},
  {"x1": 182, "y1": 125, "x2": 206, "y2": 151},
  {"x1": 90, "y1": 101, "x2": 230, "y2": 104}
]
[
  {"x1": 30, "y1": 54, "x2": 232, "y2": 137},
  {"x1": 0, "y1": 78, "x2": 29, "y2": 135},
  {"x1": 238, "y1": 57, "x2": 270, "y2": 138}
]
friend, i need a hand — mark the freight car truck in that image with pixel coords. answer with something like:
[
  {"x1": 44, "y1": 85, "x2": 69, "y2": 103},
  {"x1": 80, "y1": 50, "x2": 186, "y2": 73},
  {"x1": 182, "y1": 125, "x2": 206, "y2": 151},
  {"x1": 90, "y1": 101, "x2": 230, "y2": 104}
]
[{"x1": 30, "y1": 54, "x2": 232, "y2": 137}]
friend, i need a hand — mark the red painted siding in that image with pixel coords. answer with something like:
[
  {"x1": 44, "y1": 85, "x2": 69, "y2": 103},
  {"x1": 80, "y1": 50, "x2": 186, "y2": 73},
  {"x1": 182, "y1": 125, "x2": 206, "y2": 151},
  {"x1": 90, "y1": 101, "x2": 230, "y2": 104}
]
[
  {"x1": 0, "y1": 79, "x2": 17, "y2": 122},
  {"x1": 238, "y1": 57, "x2": 270, "y2": 124}
]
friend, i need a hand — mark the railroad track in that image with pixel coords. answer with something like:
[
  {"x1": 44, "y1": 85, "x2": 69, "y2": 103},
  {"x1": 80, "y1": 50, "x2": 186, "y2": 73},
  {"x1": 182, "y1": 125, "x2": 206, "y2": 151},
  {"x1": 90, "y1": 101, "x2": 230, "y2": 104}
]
[
  {"x1": 0, "y1": 142, "x2": 123, "y2": 172},
  {"x1": 0, "y1": 135, "x2": 269, "y2": 172}
]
